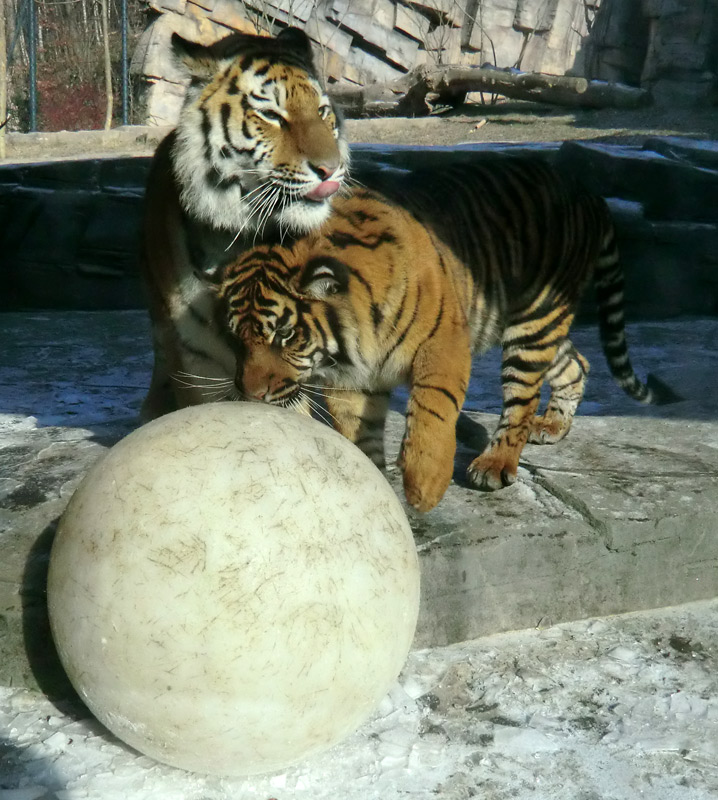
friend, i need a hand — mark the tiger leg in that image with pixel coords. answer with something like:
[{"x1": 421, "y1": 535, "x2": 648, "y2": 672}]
[
  {"x1": 324, "y1": 389, "x2": 391, "y2": 469},
  {"x1": 400, "y1": 332, "x2": 472, "y2": 512},
  {"x1": 140, "y1": 311, "x2": 226, "y2": 422},
  {"x1": 140, "y1": 323, "x2": 179, "y2": 422},
  {"x1": 144, "y1": 302, "x2": 236, "y2": 418},
  {"x1": 468, "y1": 315, "x2": 573, "y2": 491},
  {"x1": 528, "y1": 339, "x2": 590, "y2": 444},
  {"x1": 141, "y1": 367, "x2": 175, "y2": 422}
]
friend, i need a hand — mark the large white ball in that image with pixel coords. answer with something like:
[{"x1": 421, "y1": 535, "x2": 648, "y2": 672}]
[{"x1": 48, "y1": 403, "x2": 419, "y2": 776}]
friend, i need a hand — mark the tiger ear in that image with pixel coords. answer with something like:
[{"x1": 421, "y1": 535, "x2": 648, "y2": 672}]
[
  {"x1": 171, "y1": 28, "x2": 316, "y2": 81},
  {"x1": 171, "y1": 32, "x2": 256, "y2": 79},
  {"x1": 171, "y1": 33, "x2": 228, "y2": 79},
  {"x1": 276, "y1": 27, "x2": 314, "y2": 64},
  {"x1": 299, "y1": 257, "x2": 349, "y2": 298}
]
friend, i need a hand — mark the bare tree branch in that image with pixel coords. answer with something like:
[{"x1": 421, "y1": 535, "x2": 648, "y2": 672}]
[{"x1": 100, "y1": 0, "x2": 112, "y2": 129}]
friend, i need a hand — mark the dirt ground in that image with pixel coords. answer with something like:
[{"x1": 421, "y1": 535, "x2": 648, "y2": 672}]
[
  {"x1": 346, "y1": 101, "x2": 718, "y2": 147},
  {"x1": 2, "y1": 101, "x2": 717, "y2": 164}
]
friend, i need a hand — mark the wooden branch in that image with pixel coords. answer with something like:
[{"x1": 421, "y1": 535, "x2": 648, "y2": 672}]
[
  {"x1": 328, "y1": 81, "x2": 414, "y2": 117},
  {"x1": 329, "y1": 65, "x2": 651, "y2": 117}
]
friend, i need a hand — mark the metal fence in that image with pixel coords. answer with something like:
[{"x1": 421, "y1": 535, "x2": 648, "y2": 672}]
[{"x1": 1, "y1": 0, "x2": 137, "y2": 138}]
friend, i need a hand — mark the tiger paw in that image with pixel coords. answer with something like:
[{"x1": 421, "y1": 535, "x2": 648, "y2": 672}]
[
  {"x1": 466, "y1": 452, "x2": 518, "y2": 491},
  {"x1": 402, "y1": 471, "x2": 449, "y2": 512},
  {"x1": 400, "y1": 444, "x2": 454, "y2": 512},
  {"x1": 527, "y1": 414, "x2": 571, "y2": 445}
]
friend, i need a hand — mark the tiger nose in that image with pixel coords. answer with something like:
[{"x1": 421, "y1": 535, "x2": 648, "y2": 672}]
[
  {"x1": 309, "y1": 160, "x2": 338, "y2": 181},
  {"x1": 237, "y1": 376, "x2": 270, "y2": 402}
]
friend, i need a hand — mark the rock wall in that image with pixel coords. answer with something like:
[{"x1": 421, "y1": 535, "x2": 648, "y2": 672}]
[
  {"x1": 584, "y1": 0, "x2": 717, "y2": 107},
  {"x1": 131, "y1": 0, "x2": 716, "y2": 126},
  {"x1": 641, "y1": 0, "x2": 718, "y2": 107},
  {"x1": 132, "y1": 0, "x2": 595, "y2": 126}
]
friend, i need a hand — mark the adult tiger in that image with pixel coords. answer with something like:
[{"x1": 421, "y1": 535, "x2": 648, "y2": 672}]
[
  {"x1": 194, "y1": 158, "x2": 677, "y2": 512},
  {"x1": 140, "y1": 26, "x2": 349, "y2": 421}
]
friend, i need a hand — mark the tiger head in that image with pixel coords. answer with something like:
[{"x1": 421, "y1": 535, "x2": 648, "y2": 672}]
[
  {"x1": 171, "y1": 27, "x2": 350, "y2": 236},
  {"x1": 208, "y1": 242, "x2": 351, "y2": 407}
]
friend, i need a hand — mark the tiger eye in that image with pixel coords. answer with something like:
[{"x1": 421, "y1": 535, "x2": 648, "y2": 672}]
[{"x1": 276, "y1": 328, "x2": 295, "y2": 346}]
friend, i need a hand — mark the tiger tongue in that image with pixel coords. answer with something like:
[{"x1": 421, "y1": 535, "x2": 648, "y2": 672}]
[{"x1": 305, "y1": 181, "x2": 341, "y2": 201}]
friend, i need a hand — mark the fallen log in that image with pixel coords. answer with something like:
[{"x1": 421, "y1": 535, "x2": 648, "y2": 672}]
[{"x1": 329, "y1": 64, "x2": 651, "y2": 117}]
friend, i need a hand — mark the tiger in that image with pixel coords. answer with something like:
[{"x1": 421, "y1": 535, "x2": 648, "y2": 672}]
[
  {"x1": 191, "y1": 157, "x2": 678, "y2": 512},
  {"x1": 140, "y1": 26, "x2": 350, "y2": 422}
]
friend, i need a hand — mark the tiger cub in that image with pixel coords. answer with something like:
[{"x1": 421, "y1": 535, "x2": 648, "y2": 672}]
[
  {"x1": 140, "y1": 27, "x2": 350, "y2": 422},
  {"x1": 197, "y1": 157, "x2": 676, "y2": 512}
]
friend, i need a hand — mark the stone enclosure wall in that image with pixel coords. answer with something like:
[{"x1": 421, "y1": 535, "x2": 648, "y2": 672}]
[
  {"x1": 584, "y1": 0, "x2": 718, "y2": 107},
  {"x1": 1, "y1": 139, "x2": 717, "y2": 319},
  {"x1": 132, "y1": 0, "x2": 717, "y2": 125}
]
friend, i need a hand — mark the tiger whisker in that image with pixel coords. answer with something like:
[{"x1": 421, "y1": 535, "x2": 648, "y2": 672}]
[
  {"x1": 240, "y1": 178, "x2": 281, "y2": 216},
  {"x1": 249, "y1": 180, "x2": 280, "y2": 225},
  {"x1": 288, "y1": 394, "x2": 311, "y2": 418},
  {"x1": 173, "y1": 378, "x2": 234, "y2": 392},
  {"x1": 261, "y1": 181, "x2": 287, "y2": 232},
  {"x1": 174, "y1": 371, "x2": 232, "y2": 383},
  {"x1": 302, "y1": 389, "x2": 353, "y2": 411},
  {"x1": 276, "y1": 187, "x2": 292, "y2": 244},
  {"x1": 302, "y1": 393, "x2": 338, "y2": 428},
  {"x1": 277, "y1": 184, "x2": 305, "y2": 240},
  {"x1": 264, "y1": 181, "x2": 284, "y2": 214},
  {"x1": 237, "y1": 181, "x2": 273, "y2": 217},
  {"x1": 254, "y1": 187, "x2": 282, "y2": 246},
  {"x1": 243, "y1": 182, "x2": 278, "y2": 225},
  {"x1": 171, "y1": 372, "x2": 234, "y2": 391},
  {"x1": 171, "y1": 372, "x2": 233, "y2": 384},
  {"x1": 300, "y1": 385, "x2": 354, "y2": 406},
  {"x1": 300, "y1": 384, "x2": 337, "y2": 400},
  {"x1": 225, "y1": 181, "x2": 276, "y2": 250},
  {"x1": 343, "y1": 175, "x2": 367, "y2": 191},
  {"x1": 201, "y1": 387, "x2": 233, "y2": 401},
  {"x1": 302, "y1": 382, "x2": 353, "y2": 392},
  {"x1": 242, "y1": 176, "x2": 275, "y2": 195}
]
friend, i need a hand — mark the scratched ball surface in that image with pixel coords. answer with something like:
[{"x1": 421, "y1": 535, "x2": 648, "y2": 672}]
[{"x1": 47, "y1": 403, "x2": 419, "y2": 776}]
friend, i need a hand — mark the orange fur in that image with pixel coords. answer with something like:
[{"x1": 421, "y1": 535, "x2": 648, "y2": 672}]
[
  {"x1": 146, "y1": 145, "x2": 672, "y2": 511},
  {"x1": 206, "y1": 157, "x2": 672, "y2": 511},
  {"x1": 207, "y1": 181, "x2": 590, "y2": 511}
]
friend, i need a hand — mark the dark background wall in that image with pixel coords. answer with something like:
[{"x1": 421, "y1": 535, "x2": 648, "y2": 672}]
[{"x1": 1, "y1": 139, "x2": 716, "y2": 319}]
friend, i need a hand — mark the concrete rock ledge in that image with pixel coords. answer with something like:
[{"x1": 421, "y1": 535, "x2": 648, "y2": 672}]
[
  {"x1": 407, "y1": 411, "x2": 718, "y2": 646},
  {"x1": 1, "y1": 311, "x2": 716, "y2": 692}
]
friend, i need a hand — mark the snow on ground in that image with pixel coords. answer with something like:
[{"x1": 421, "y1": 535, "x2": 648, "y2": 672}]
[{"x1": 1, "y1": 599, "x2": 717, "y2": 800}]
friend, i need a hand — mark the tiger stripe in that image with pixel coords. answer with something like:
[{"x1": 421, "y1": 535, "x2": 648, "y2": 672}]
[{"x1": 197, "y1": 156, "x2": 677, "y2": 511}]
